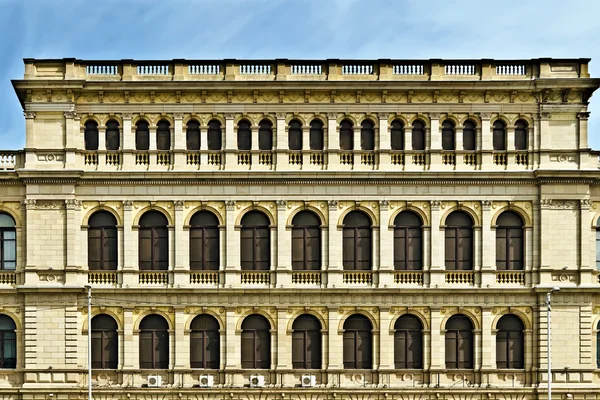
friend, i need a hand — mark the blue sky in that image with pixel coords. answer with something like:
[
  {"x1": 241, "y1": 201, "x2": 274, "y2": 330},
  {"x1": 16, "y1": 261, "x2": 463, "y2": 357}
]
[{"x1": 1, "y1": 0, "x2": 599, "y2": 149}]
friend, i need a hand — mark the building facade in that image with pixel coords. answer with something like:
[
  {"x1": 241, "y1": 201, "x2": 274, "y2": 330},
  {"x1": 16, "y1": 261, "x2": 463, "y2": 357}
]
[{"x1": 0, "y1": 58, "x2": 599, "y2": 400}]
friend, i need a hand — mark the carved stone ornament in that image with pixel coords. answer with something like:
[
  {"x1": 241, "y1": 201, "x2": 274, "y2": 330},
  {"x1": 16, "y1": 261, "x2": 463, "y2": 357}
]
[
  {"x1": 326, "y1": 112, "x2": 338, "y2": 120},
  {"x1": 481, "y1": 200, "x2": 492, "y2": 210},
  {"x1": 479, "y1": 113, "x2": 491, "y2": 120},
  {"x1": 276, "y1": 200, "x2": 287, "y2": 210},
  {"x1": 23, "y1": 111, "x2": 36, "y2": 119},
  {"x1": 577, "y1": 112, "x2": 591, "y2": 120},
  {"x1": 121, "y1": 113, "x2": 132, "y2": 120},
  {"x1": 536, "y1": 199, "x2": 578, "y2": 209},
  {"x1": 429, "y1": 112, "x2": 440, "y2": 120},
  {"x1": 379, "y1": 200, "x2": 390, "y2": 211},
  {"x1": 64, "y1": 199, "x2": 82, "y2": 210},
  {"x1": 63, "y1": 111, "x2": 77, "y2": 119},
  {"x1": 22, "y1": 200, "x2": 64, "y2": 210},
  {"x1": 122, "y1": 200, "x2": 133, "y2": 210},
  {"x1": 225, "y1": 200, "x2": 236, "y2": 211},
  {"x1": 173, "y1": 200, "x2": 185, "y2": 210},
  {"x1": 538, "y1": 112, "x2": 552, "y2": 120},
  {"x1": 21, "y1": 199, "x2": 36, "y2": 209},
  {"x1": 275, "y1": 113, "x2": 286, "y2": 120},
  {"x1": 327, "y1": 200, "x2": 338, "y2": 210},
  {"x1": 580, "y1": 199, "x2": 591, "y2": 209},
  {"x1": 172, "y1": 113, "x2": 183, "y2": 120},
  {"x1": 378, "y1": 112, "x2": 389, "y2": 120},
  {"x1": 430, "y1": 200, "x2": 441, "y2": 210}
]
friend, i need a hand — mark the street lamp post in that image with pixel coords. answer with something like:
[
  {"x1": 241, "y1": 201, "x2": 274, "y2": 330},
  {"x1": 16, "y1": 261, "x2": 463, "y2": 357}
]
[{"x1": 547, "y1": 286, "x2": 560, "y2": 400}]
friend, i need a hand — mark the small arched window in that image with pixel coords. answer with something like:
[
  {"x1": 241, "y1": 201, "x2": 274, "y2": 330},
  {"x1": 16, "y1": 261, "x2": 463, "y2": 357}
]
[
  {"x1": 394, "y1": 315, "x2": 423, "y2": 369},
  {"x1": 340, "y1": 120, "x2": 354, "y2": 151},
  {"x1": 139, "y1": 315, "x2": 169, "y2": 369},
  {"x1": 88, "y1": 211, "x2": 118, "y2": 271},
  {"x1": 240, "y1": 211, "x2": 270, "y2": 271},
  {"x1": 496, "y1": 314, "x2": 524, "y2": 369},
  {"x1": 190, "y1": 315, "x2": 220, "y2": 369},
  {"x1": 412, "y1": 120, "x2": 425, "y2": 151},
  {"x1": 463, "y1": 120, "x2": 476, "y2": 151},
  {"x1": 394, "y1": 211, "x2": 422, "y2": 271},
  {"x1": 135, "y1": 120, "x2": 150, "y2": 151},
  {"x1": 291, "y1": 211, "x2": 321, "y2": 271},
  {"x1": 258, "y1": 119, "x2": 273, "y2": 150},
  {"x1": 342, "y1": 211, "x2": 372, "y2": 271},
  {"x1": 445, "y1": 211, "x2": 473, "y2": 270},
  {"x1": 0, "y1": 213, "x2": 16, "y2": 271},
  {"x1": 237, "y1": 120, "x2": 251, "y2": 150},
  {"x1": 445, "y1": 314, "x2": 473, "y2": 369},
  {"x1": 343, "y1": 315, "x2": 372, "y2": 369},
  {"x1": 493, "y1": 120, "x2": 507, "y2": 151},
  {"x1": 292, "y1": 314, "x2": 322, "y2": 369},
  {"x1": 361, "y1": 119, "x2": 375, "y2": 151},
  {"x1": 391, "y1": 120, "x2": 404, "y2": 151},
  {"x1": 105, "y1": 120, "x2": 120, "y2": 150},
  {"x1": 139, "y1": 211, "x2": 169, "y2": 271},
  {"x1": 241, "y1": 315, "x2": 270, "y2": 369},
  {"x1": 156, "y1": 120, "x2": 171, "y2": 150},
  {"x1": 441, "y1": 120, "x2": 455, "y2": 151},
  {"x1": 84, "y1": 120, "x2": 99, "y2": 151},
  {"x1": 309, "y1": 120, "x2": 324, "y2": 150},
  {"x1": 186, "y1": 120, "x2": 201, "y2": 151},
  {"x1": 91, "y1": 314, "x2": 118, "y2": 369},
  {"x1": 288, "y1": 119, "x2": 302, "y2": 151},
  {"x1": 207, "y1": 120, "x2": 222, "y2": 151},
  {"x1": 496, "y1": 211, "x2": 524, "y2": 271},
  {"x1": 0, "y1": 315, "x2": 15, "y2": 369},
  {"x1": 514, "y1": 120, "x2": 528, "y2": 150},
  {"x1": 189, "y1": 211, "x2": 220, "y2": 271}
]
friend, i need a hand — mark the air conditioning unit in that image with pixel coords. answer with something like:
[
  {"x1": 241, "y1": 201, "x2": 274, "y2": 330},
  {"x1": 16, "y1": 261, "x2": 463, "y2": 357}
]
[
  {"x1": 250, "y1": 375, "x2": 265, "y2": 387},
  {"x1": 301, "y1": 374, "x2": 316, "y2": 387},
  {"x1": 199, "y1": 374, "x2": 214, "y2": 388},
  {"x1": 147, "y1": 375, "x2": 162, "y2": 387}
]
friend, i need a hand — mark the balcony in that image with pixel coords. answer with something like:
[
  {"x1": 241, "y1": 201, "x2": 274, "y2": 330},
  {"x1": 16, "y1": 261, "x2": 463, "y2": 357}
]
[
  {"x1": 495, "y1": 271, "x2": 525, "y2": 286},
  {"x1": 445, "y1": 271, "x2": 474, "y2": 285}
]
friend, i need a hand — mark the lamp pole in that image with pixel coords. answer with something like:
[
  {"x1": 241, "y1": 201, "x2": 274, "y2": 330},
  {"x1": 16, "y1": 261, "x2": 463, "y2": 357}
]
[
  {"x1": 547, "y1": 286, "x2": 560, "y2": 400},
  {"x1": 85, "y1": 285, "x2": 92, "y2": 400}
]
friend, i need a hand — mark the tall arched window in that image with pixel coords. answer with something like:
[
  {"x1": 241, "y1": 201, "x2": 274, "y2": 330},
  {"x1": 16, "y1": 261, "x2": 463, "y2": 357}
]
[
  {"x1": 0, "y1": 213, "x2": 16, "y2": 271},
  {"x1": 394, "y1": 315, "x2": 423, "y2": 369},
  {"x1": 412, "y1": 120, "x2": 425, "y2": 151},
  {"x1": 496, "y1": 314, "x2": 524, "y2": 369},
  {"x1": 288, "y1": 119, "x2": 302, "y2": 151},
  {"x1": 496, "y1": 211, "x2": 524, "y2": 271},
  {"x1": 241, "y1": 315, "x2": 270, "y2": 369},
  {"x1": 391, "y1": 120, "x2": 404, "y2": 150},
  {"x1": 0, "y1": 315, "x2": 15, "y2": 369},
  {"x1": 156, "y1": 120, "x2": 171, "y2": 150},
  {"x1": 343, "y1": 211, "x2": 372, "y2": 271},
  {"x1": 189, "y1": 211, "x2": 219, "y2": 271},
  {"x1": 88, "y1": 211, "x2": 118, "y2": 271},
  {"x1": 445, "y1": 314, "x2": 473, "y2": 369},
  {"x1": 186, "y1": 120, "x2": 201, "y2": 150},
  {"x1": 463, "y1": 120, "x2": 476, "y2": 151},
  {"x1": 514, "y1": 120, "x2": 528, "y2": 150},
  {"x1": 240, "y1": 211, "x2": 270, "y2": 271},
  {"x1": 394, "y1": 211, "x2": 422, "y2": 271},
  {"x1": 291, "y1": 211, "x2": 321, "y2": 271},
  {"x1": 309, "y1": 120, "x2": 324, "y2": 150},
  {"x1": 135, "y1": 120, "x2": 150, "y2": 151},
  {"x1": 493, "y1": 120, "x2": 506, "y2": 151},
  {"x1": 441, "y1": 120, "x2": 455, "y2": 151},
  {"x1": 237, "y1": 120, "x2": 251, "y2": 150},
  {"x1": 190, "y1": 314, "x2": 220, "y2": 369},
  {"x1": 340, "y1": 120, "x2": 354, "y2": 151},
  {"x1": 343, "y1": 315, "x2": 372, "y2": 369},
  {"x1": 445, "y1": 211, "x2": 473, "y2": 270},
  {"x1": 292, "y1": 314, "x2": 322, "y2": 369},
  {"x1": 258, "y1": 119, "x2": 273, "y2": 150},
  {"x1": 139, "y1": 211, "x2": 169, "y2": 271},
  {"x1": 105, "y1": 120, "x2": 120, "y2": 150},
  {"x1": 91, "y1": 314, "x2": 118, "y2": 369},
  {"x1": 139, "y1": 315, "x2": 169, "y2": 369},
  {"x1": 84, "y1": 120, "x2": 99, "y2": 151},
  {"x1": 361, "y1": 119, "x2": 375, "y2": 151},
  {"x1": 207, "y1": 120, "x2": 222, "y2": 150}
]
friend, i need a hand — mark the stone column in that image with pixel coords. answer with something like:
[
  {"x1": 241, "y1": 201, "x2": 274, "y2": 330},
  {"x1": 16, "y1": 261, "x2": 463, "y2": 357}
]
[
  {"x1": 98, "y1": 126, "x2": 106, "y2": 165},
  {"x1": 378, "y1": 113, "x2": 390, "y2": 167},
  {"x1": 378, "y1": 308, "x2": 393, "y2": 369},
  {"x1": 404, "y1": 126, "x2": 412, "y2": 151},
  {"x1": 328, "y1": 113, "x2": 339, "y2": 168},
  {"x1": 328, "y1": 308, "x2": 341, "y2": 369},
  {"x1": 276, "y1": 200, "x2": 290, "y2": 286},
  {"x1": 276, "y1": 309, "x2": 289, "y2": 369},
  {"x1": 122, "y1": 308, "x2": 135, "y2": 369},
  {"x1": 378, "y1": 201, "x2": 393, "y2": 286},
  {"x1": 149, "y1": 124, "x2": 157, "y2": 151},
  {"x1": 429, "y1": 113, "x2": 441, "y2": 168},
  {"x1": 538, "y1": 113, "x2": 551, "y2": 168},
  {"x1": 429, "y1": 308, "x2": 443, "y2": 369},
  {"x1": 507, "y1": 126, "x2": 515, "y2": 151},
  {"x1": 480, "y1": 114, "x2": 492, "y2": 166},
  {"x1": 353, "y1": 125, "x2": 361, "y2": 166},
  {"x1": 474, "y1": 227, "x2": 482, "y2": 287},
  {"x1": 481, "y1": 201, "x2": 495, "y2": 287},
  {"x1": 577, "y1": 112, "x2": 590, "y2": 150},
  {"x1": 121, "y1": 201, "x2": 135, "y2": 287},
  {"x1": 302, "y1": 126, "x2": 311, "y2": 166},
  {"x1": 481, "y1": 308, "x2": 494, "y2": 369},
  {"x1": 173, "y1": 201, "x2": 187, "y2": 287},
  {"x1": 276, "y1": 113, "x2": 287, "y2": 170},
  {"x1": 225, "y1": 201, "x2": 238, "y2": 286},
  {"x1": 251, "y1": 125, "x2": 259, "y2": 166},
  {"x1": 224, "y1": 114, "x2": 236, "y2": 167},
  {"x1": 429, "y1": 201, "x2": 443, "y2": 286},
  {"x1": 122, "y1": 114, "x2": 134, "y2": 168},
  {"x1": 474, "y1": 328, "x2": 482, "y2": 371},
  {"x1": 423, "y1": 225, "x2": 431, "y2": 288},
  {"x1": 225, "y1": 309, "x2": 239, "y2": 368},
  {"x1": 455, "y1": 125, "x2": 463, "y2": 150},
  {"x1": 174, "y1": 308, "x2": 187, "y2": 369},
  {"x1": 64, "y1": 200, "x2": 82, "y2": 284},
  {"x1": 327, "y1": 201, "x2": 342, "y2": 287},
  {"x1": 173, "y1": 114, "x2": 186, "y2": 166},
  {"x1": 579, "y1": 200, "x2": 593, "y2": 284},
  {"x1": 64, "y1": 111, "x2": 78, "y2": 167},
  {"x1": 525, "y1": 226, "x2": 534, "y2": 286}
]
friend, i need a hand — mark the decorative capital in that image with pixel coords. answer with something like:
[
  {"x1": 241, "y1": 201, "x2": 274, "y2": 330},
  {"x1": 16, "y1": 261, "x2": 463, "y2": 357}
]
[
  {"x1": 275, "y1": 113, "x2": 287, "y2": 120},
  {"x1": 429, "y1": 112, "x2": 441, "y2": 120},
  {"x1": 122, "y1": 200, "x2": 133, "y2": 210},
  {"x1": 21, "y1": 199, "x2": 36, "y2": 209},
  {"x1": 276, "y1": 200, "x2": 287, "y2": 210},
  {"x1": 225, "y1": 200, "x2": 236, "y2": 211},
  {"x1": 538, "y1": 112, "x2": 552, "y2": 120},
  {"x1": 121, "y1": 113, "x2": 132, "y2": 120},
  {"x1": 577, "y1": 112, "x2": 591, "y2": 120},
  {"x1": 224, "y1": 113, "x2": 235, "y2": 120},
  {"x1": 64, "y1": 199, "x2": 82, "y2": 210},
  {"x1": 580, "y1": 199, "x2": 591, "y2": 209},
  {"x1": 378, "y1": 200, "x2": 390, "y2": 211},
  {"x1": 481, "y1": 200, "x2": 492, "y2": 210},
  {"x1": 173, "y1": 200, "x2": 185, "y2": 210},
  {"x1": 172, "y1": 113, "x2": 184, "y2": 120},
  {"x1": 24, "y1": 111, "x2": 36, "y2": 119},
  {"x1": 378, "y1": 112, "x2": 389, "y2": 120},
  {"x1": 63, "y1": 111, "x2": 77, "y2": 119},
  {"x1": 430, "y1": 200, "x2": 441, "y2": 210},
  {"x1": 327, "y1": 200, "x2": 338, "y2": 210},
  {"x1": 326, "y1": 112, "x2": 338, "y2": 120},
  {"x1": 479, "y1": 113, "x2": 491, "y2": 120}
]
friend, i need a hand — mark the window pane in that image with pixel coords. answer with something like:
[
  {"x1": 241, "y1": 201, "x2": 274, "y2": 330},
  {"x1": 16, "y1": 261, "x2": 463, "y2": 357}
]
[
  {"x1": 306, "y1": 330, "x2": 321, "y2": 369},
  {"x1": 104, "y1": 331, "x2": 118, "y2": 369},
  {"x1": 256, "y1": 330, "x2": 270, "y2": 369},
  {"x1": 205, "y1": 331, "x2": 220, "y2": 369},
  {"x1": 407, "y1": 330, "x2": 422, "y2": 368},
  {"x1": 445, "y1": 229, "x2": 456, "y2": 270},
  {"x1": 496, "y1": 331, "x2": 508, "y2": 368},
  {"x1": 208, "y1": 123, "x2": 222, "y2": 150},
  {"x1": 356, "y1": 331, "x2": 372, "y2": 368},
  {"x1": 292, "y1": 331, "x2": 305, "y2": 368},
  {"x1": 394, "y1": 331, "x2": 407, "y2": 368},
  {"x1": 394, "y1": 229, "x2": 407, "y2": 270},
  {"x1": 241, "y1": 332, "x2": 255, "y2": 368},
  {"x1": 496, "y1": 228, "x2": 507, "y2": 270},
  {"x1": 139, "y1": 332, "x2": 153, "y2": 368},
  {"x1": 91, "y1": 331, "x2": 103, "y2": 369},
  {"x1": 310, "y1": 124, "x2": 324, "y2": 150},
  {"x1": 458, "y1": 331, "x2": 473, "y2": 368},
  {"x1": 508, "y1": 331, "x2": 524, "y2": 368},
  {"x1": 156, "y1": 331, "x2": 169, "y2": 368},
  {"x1": 445, "y1": 332, "x2": 457, "y2": 369},
  {"x1": 356, "y1": 228, "x2": 371, "y2": 270},
  {"x1": 343, "y1": 332, "x2": 355, "y2": 368},
  {"x1": 342, "y1": 230, "x2": 356, "y2": 270}
]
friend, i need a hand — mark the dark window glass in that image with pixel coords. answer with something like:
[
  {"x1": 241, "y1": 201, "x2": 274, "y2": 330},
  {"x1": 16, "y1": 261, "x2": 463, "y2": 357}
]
[
  {"x1": 445, "y1": 315, "x2": 473, "y2": 369},
  {"x1": 463, "y1": 120, "x2": 476, "y2": 151},
  {"x1": 340, "y1": 120, "x2": 354, "y2": 151},
  {"x1": 291, "y1": 211, "x2": 321, "y2": 271},
  {"x1": 343, "y1": 315, "x2": 372, "y2": 369},
  {"x1": 0, "y1": 315, "x2": 16, "y2": 368},
  {"x1": 292, "y1": 315, "x2": 322, "y2": 369},
  {"x1": 493, "y1": 121, "x2": 506, "y2": 151},
  {"x1": 394, "y1": 315, "x2": 423, "y2": 369},
  {"x1": 412, "y1": 120, "x2": 425, "y2": 151},
  {"x1": 186, "y1": 120, "x2": 200, "y2": 151},
  {"x1": 241, "y1": 315, "x2": 270, "y2": 369},
  {"x1": 342, "y1": 211, "x2": 372, "y2": 271},
  {"x1": 157, "y1": 120, "x2": 171, "y2": 150},
  {"x1": 391, "y1": 120, "x2": 404, "y2": 150},
  {"x1": 309, "y1": 120, "x2": 324, "y2": 150},
  {"x1": 445, "y1": 211, "x2": 473, "y2": 270},
  {"x1": 88, "y1": 211, "x2": 118, "y2": 271},
  {"x1": 441, "y1": 120, "x2": 455, "y2": 151},
  {"x1": 394, "y1": 211, "x2": 422, "y2": 271},
  {"x1": 139, "y1": 315, "x2": 169, "y2": 369},
  {"x1": 240, "y1": 211, "x2": 270, "y2": 271},
  {"x1": 361, "y1": 120, "x2": 375, "y2": 151},
  {"x1": 105, "y1": 120, "x2": 120, "y2": 150},
  {"x1": 258, "y1": 120, "x2": 273, "y2": 150},
  {"x1": 288, "y1": 120, "x2": 302, "y2": 151},
  {"x1": 190, "y1": 315, "x2": 220, "y2": 369},
  {"x1": 85, "y1": 120, "x2": 99, "y2": 151},
  {"x1": 237, "y1": 120, "x2": 251, "y2": 150},
  {"x1": 0, "y1": 213, "x2": 16, "y2": 271},
  {"x1": 91, "y1": 314, "x2": 118, "y2": 369},
  {"x1": 190, "y1": 211, "x2": 219, "y2": 271},
  {"x1": 515, "y1": 120, "x2": 528, "y2": 150},
  {"x1": 136, "y1": 120, "x2": 150, "y2": 151},
  {"x1": 139, "y1": 211, "x2": 169, "y2": 271},
  {"x1": 496, "y1": 211, "x2": 524, "y2": 271},
  {"x1": 496, "y1": 314, "x2": 524, "y2": 369},
  {"x1": 207, "y1": 120, "x2": 222, "y2": 151}
]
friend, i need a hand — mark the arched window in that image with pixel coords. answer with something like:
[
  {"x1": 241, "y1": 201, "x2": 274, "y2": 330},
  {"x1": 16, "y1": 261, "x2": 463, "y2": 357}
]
[
  {"x1": 496, "y1": 211, "x2": 524, "y2": 271},
  {"x1": 394, "y1": 315, "x2": 423, "y2": 369},
  {"x1": 394, "y1": 211, "x2": 422, "y2": 271},
  {"x1": 496, "y1": 314, "x2": 524, "y2": 369},
  {"x1": 190, "y1": 315, "x2": 220, "y2": 369},
  {"x1": 241, "y1": 315, "x2": 270, "y2": 369},
  {"x1": 391, "y1": 120, "x2": 404, "y2": 150},
  {"x1": 88, "y1": 211, "x2": 118, "y2": 271},
  {"x1": 0, "y1": 213, "x2": 16, "y2": 271},
  {"x1": 237, "y1": 120, "x2": 251, "y2": 150},
  {"x1": 207, "y1": 120, "x2": 222, "y2": 151},
  {"x1": 135, "y1": 120, "x2": 150, "y2": 151},
  {"x1": 288, "y1": 119, "x2": 302, "y2": 151},
  {"x1": 343, "y1": 315, "x2": 372, "y2": 369},
  {"x1": 493, "y1": 120, "x2": 506, "y2": 151},
  {"x1": 441, "y1": 120, "x2": 455, "y2": 151},
  {"x1": 139, "y1": 211, "x2": 169, "y2": 271},
  {"x1": 105, "y1": 120, "x2": 120, "y2": 150},
  {"x1": 343, "y1": 211, "x2": 372, "y2": 271},
  {"x1": 309, "y1": 120, "x2": 324, "y2": 150},
  {"x1": 139, "y1": 315, "x2": 169, "y2": 369},
  {"x1": 258, "y1": 119, "x2": 273, "y2": 150},
  {"x1": 292, "y1": 314, "x2": 322, "y2": 369},
  {"x1": 463, "y1": 120, "x2": 476, "y2": 151},
  {"x1": 240, "y1": 211, "x2": 270, "y2": 271},
  {"x1": 361, "y1": 119, "x2": 375, "y2": 151},
  {"x1": 412, "y1": 120, "x2": 425, "y2": 151},
  {"x1": 186, "y1": 120, "x2": 201, "y2": 151},
  {"x1": 189, "y1": 211, "x2": 219, "y2": 271},
  {"x1": 445, "y1": 211, "x2": 473, "y2": 270},
  {"x1": 515, "y1": 120, "x2": 528, "y2": 150},
  {"x1": 84, "y1": 120, "x2": 99, "y2": 151},
  {"x1": 291, "y1": 211, "x2": 321, "y2": 271},
  {"x1": 156, "y1": 120, "x2": 171, "y2": 150},
  {"x1": 445, "y1": 314, "x2": 473, "y2": 369},
  {"x1": 0, "y1": 315, "x2": 15, "y2": 369},
  {"x1": 91, "y1": 314, "x2": 118, "y2": 369},
  {"x1": 340, "y1": 120, "x2": 354, "y2": 151}
]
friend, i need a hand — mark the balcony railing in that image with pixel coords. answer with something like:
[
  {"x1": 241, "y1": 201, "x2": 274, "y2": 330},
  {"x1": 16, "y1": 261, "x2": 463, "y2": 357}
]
[
  {"x1": 0, "y1": 151, "x2": 22, "y2": 170},
  {"x1": 0, "y1": 271, "x2": 16, "y2": 286},
  {"x1": 496, "y1": 271, "x2": 525, "y2": 285},
  {"x1": 88, "y1": 271, "x2": 118, "y2": 285},
  {"x1": 291, "y1": 271, "x2": 322, "y2": 285},
  {"x1": 241, "y1": 271, "x2": 271, "y2": 285},
  {"x1": 394, "y1": 271, "x2": 423, "y2": 285},
  {"x1": 445, "y1": 271, "x2": 474, "y2": 285},
  {"x1": 139, "y1": 271, "x2": 169, "y2": 285},
  {"x1": 343, "y1": 271, "x2": 373, "y2": 285},
  {"x1": 189, "y1": 271, "x2": 219, "y2": 285}
]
